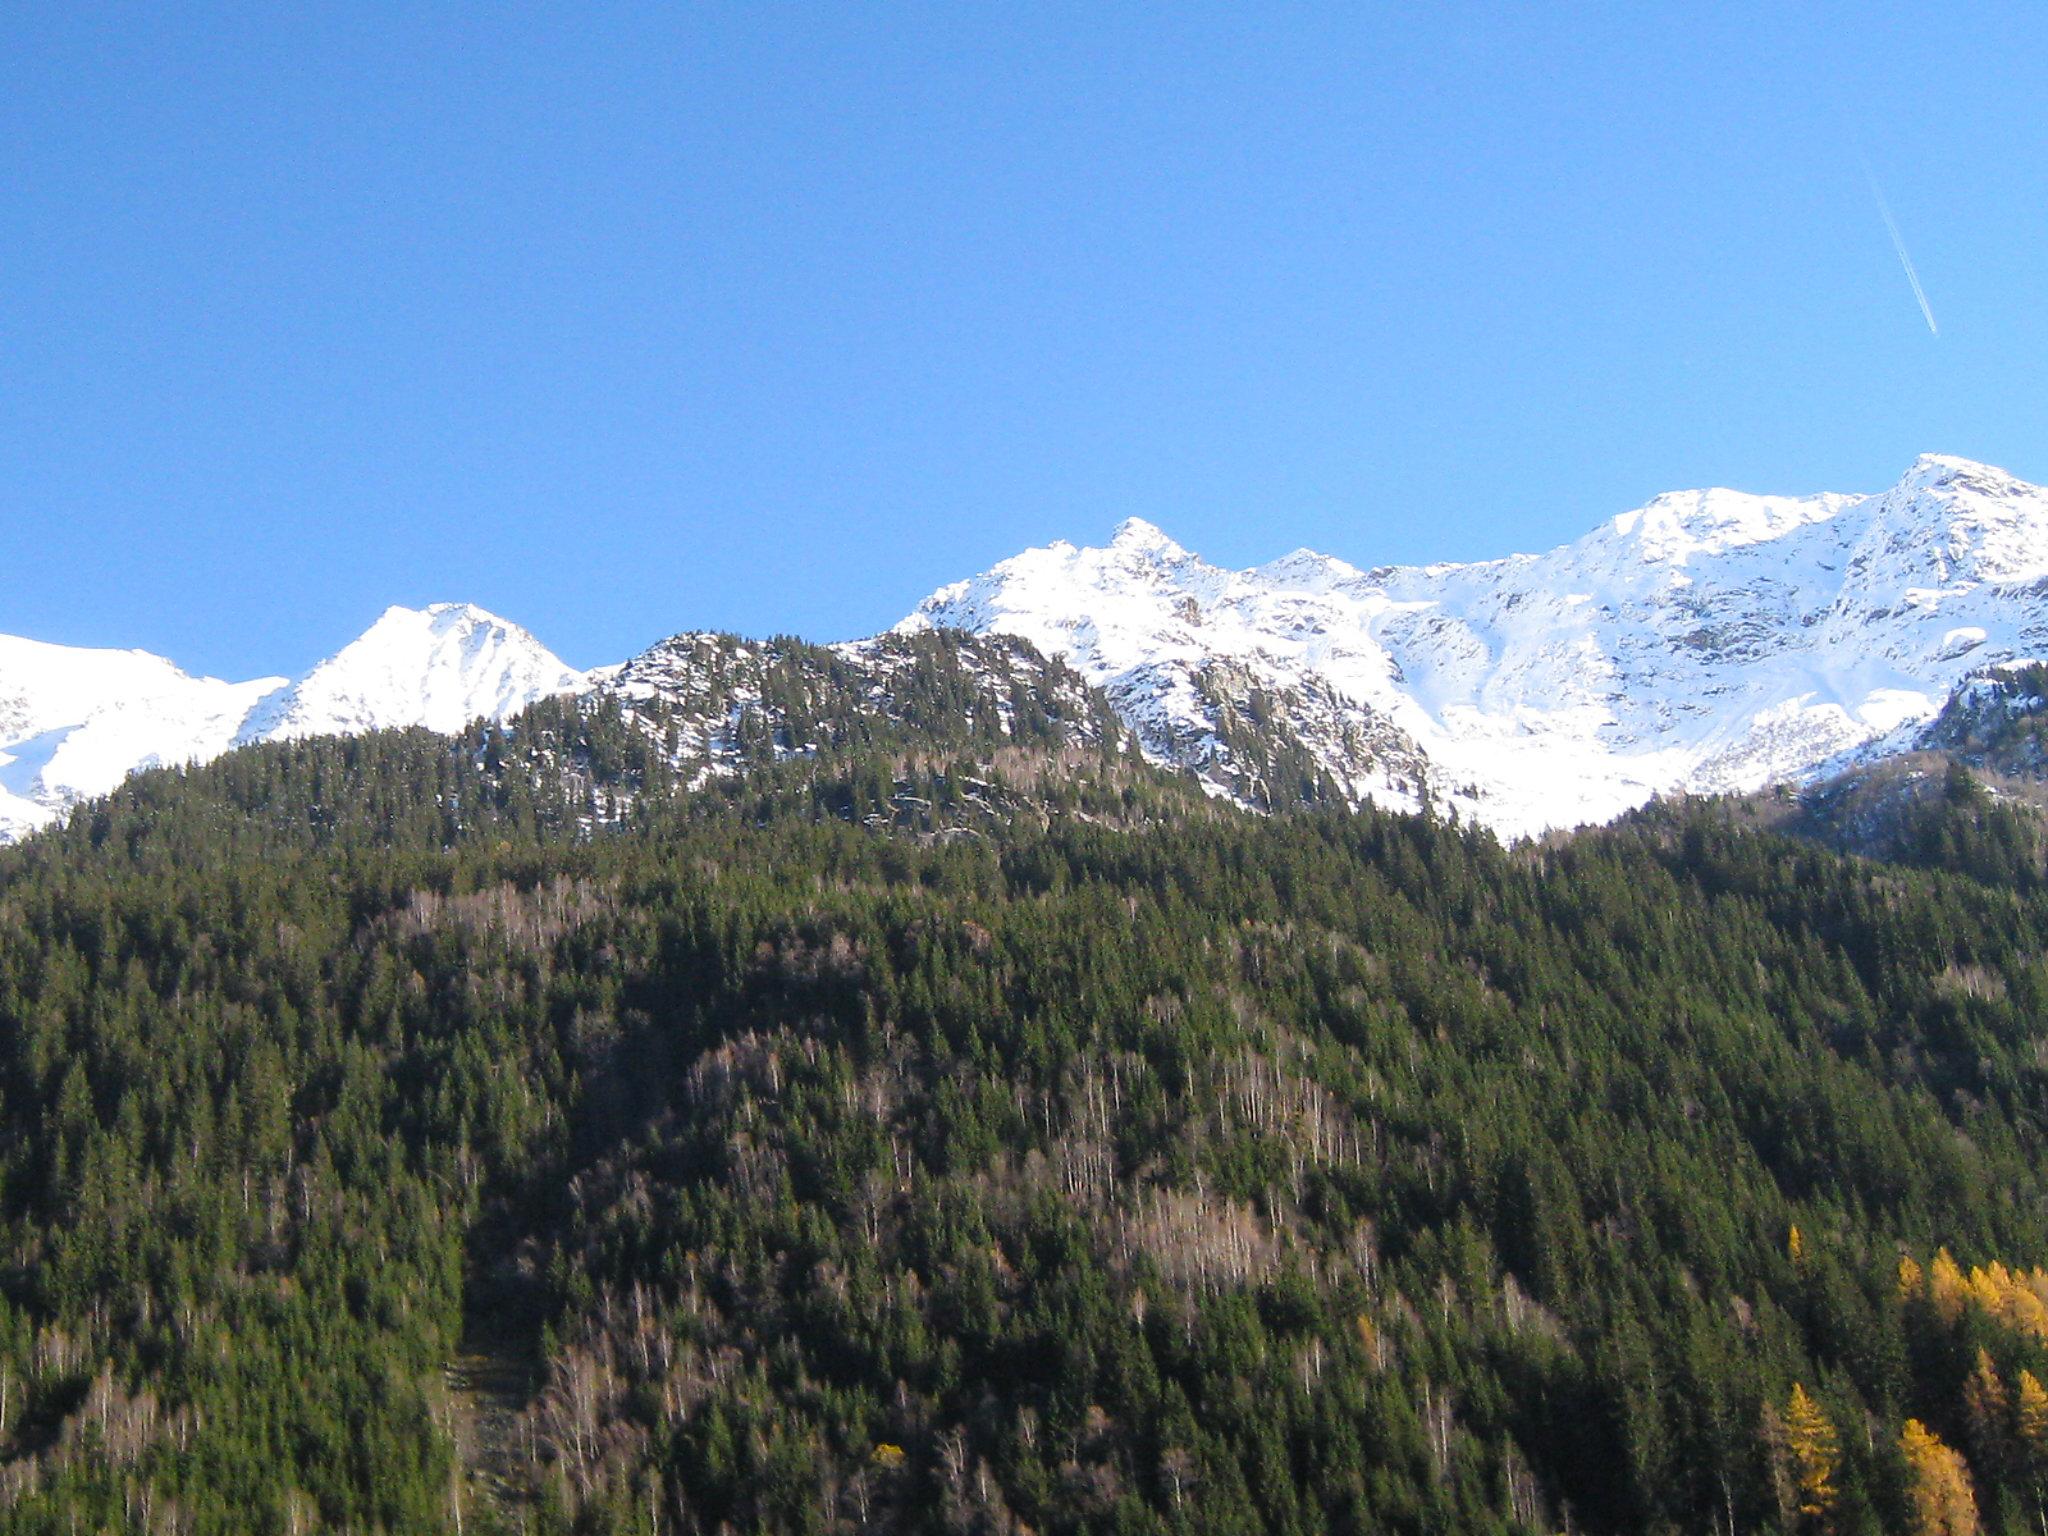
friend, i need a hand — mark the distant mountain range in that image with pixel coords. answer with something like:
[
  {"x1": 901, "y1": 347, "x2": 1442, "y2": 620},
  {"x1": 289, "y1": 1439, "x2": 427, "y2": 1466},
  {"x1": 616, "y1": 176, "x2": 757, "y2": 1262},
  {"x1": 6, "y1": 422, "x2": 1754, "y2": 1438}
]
[{"x1": 9, "y1": 453, "x2": 2048, "y2": 841}]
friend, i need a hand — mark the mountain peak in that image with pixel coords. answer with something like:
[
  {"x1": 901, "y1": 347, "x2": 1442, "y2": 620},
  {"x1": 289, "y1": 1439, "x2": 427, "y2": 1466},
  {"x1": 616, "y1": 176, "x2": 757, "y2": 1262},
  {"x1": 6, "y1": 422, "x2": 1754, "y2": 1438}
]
[
  {"x1": 367, "y1": 600, "x2": 515, "y2": 634},
  {"x1": 1895, "y1": 453, "x2": 2020, "y2": 497},
  {"x1": 1107, "y1": 517, "x2": 1185, "y2": 556},
  {"x1": 246, "y1": 604, "x2": 582, "y2": 742},
  {"x1": 1907, "y1": 451, "x2": 2002, "y2": 478}
]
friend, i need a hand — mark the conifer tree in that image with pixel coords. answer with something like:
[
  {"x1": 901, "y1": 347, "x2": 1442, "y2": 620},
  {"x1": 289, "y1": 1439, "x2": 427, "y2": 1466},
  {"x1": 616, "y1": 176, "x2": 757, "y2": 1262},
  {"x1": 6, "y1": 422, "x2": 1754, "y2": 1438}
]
[
  {"x1": 1901, "y1": 1418, "x2": 1979, "y2": 1536},
  {"x1": 1931, "y1": 1249, "x2": 1969, "y2": 1324},
  {"x1": 1768, "y1": 1384, "x2": 1841, "y2": 1532},
  {"x1": 2017, "y1": 1371, "x2": 2048, "y2": 1533},
  {"x1": 1962, "y1": 1349, "x2": 2012, "y2": 1487}
]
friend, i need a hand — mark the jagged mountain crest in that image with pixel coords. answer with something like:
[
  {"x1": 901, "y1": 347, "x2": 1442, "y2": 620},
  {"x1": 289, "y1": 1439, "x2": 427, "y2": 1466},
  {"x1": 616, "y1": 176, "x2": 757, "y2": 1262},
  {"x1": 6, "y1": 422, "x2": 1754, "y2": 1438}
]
[
  {"x1": 6, "y1": 454, "x2": 2048, "y2": 844},
  {"x1": 901, "y1": 454, "x2": 2048, "y2": 836}
]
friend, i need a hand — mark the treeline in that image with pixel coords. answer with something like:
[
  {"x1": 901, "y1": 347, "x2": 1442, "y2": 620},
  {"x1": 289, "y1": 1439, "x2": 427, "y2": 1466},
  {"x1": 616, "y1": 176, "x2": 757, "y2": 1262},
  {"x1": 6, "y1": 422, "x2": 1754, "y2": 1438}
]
[{"x1": 4, "y1": 683, "x2": 2048, "y2": 1529}]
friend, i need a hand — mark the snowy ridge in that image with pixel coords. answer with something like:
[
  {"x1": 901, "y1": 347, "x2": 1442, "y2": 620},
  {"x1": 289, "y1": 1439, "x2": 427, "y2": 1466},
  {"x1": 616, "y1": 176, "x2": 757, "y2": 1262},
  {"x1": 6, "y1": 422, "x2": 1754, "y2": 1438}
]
[
  {"x1": 0, "y1": 605, "x2": 584, "y2": 841},
  {"x1": 900, "y1": 455, "x2": 2048, "y2": 837},
  {"x1": 10, "y1": 454, "x2": 2048, "y2": 845}
]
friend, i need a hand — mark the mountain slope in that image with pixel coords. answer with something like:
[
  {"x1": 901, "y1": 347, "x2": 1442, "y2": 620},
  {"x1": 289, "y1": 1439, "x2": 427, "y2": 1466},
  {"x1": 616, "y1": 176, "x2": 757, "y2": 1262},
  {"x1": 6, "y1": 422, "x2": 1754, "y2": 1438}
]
[
  {"x1": 522, "y1": 627, "x2": 1158, "y2": 839},
  {"x1": 12, "y1": 717, "x2": 2048, "y2": 1534},
  {"x1": 902, "y1": 454, "x2": 2048, "y2": 836}
]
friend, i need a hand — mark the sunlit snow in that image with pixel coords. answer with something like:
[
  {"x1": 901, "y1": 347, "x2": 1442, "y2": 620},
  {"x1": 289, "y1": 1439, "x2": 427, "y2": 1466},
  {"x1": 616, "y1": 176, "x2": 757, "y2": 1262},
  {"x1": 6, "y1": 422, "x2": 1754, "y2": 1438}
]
[
  {"x1": 900, "y1": 455, "x2": 2048, "y2": 838},
  {"x1": 0, "y1": 605, "x2": 584, "y2": 841},
  {"x1": 7, "y1": 456, "x2": 2048, "y2": 845}
]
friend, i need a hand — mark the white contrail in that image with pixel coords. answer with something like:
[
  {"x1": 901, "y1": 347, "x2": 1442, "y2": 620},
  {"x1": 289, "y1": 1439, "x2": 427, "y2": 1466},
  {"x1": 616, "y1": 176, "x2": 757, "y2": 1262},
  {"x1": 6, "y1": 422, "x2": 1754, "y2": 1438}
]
[{"x1": 1861, "y1": 158, "x2": 1938, "y2": 336}]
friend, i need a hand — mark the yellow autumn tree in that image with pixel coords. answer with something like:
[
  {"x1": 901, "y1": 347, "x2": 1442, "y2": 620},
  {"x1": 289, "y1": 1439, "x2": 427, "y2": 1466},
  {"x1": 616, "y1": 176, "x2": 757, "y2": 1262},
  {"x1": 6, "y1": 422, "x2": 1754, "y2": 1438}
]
[
  {"x1": 2019, "y1": 1370, "x2": 2048, "y2": 1447},
  {"x1": 1964, "y1": 1260, "x2": 2048, "y2": 1344},
  {"x1": 1930, "y1": 1249, "x2": 1969, "y2": 1324},
  {"x1": 2020, "y1": 1372, "x2": 2048, "y2": 1515},
  {"x1": 1779, "y1": 1383, "x2": 1840, "y2": 1528},
  {"x1": 2020, "y1": 1370, "x2": 2048, "y2": 1457},
  {"x1": 1962, "y1": 1350, "x2": 2011, "y2": 1482},
  {"x1": 1790, "y1": 1224, "x2": 1807, "y2": 1267},
  {"x1": 1908, "y1": 1248, "x2": 2048, "y2": 1342},
  {"x1": 1901, "y1": 1418, "x2": 1979, "y2": 1536}
]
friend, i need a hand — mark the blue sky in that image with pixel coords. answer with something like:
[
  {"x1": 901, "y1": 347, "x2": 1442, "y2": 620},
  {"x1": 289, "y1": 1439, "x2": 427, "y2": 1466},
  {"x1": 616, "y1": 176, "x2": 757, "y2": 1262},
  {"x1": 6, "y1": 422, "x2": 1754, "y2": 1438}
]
[{"x1": 4, "y1": 4, "x2": 2043, "y2": 677}]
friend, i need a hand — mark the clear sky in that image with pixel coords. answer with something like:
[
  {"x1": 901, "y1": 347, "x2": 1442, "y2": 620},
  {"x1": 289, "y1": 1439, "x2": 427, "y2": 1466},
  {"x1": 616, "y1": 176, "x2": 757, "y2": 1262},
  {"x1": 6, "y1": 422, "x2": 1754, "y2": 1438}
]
[{"x1": 4, "y1": 4, "x2": 2043, "y2": 678}]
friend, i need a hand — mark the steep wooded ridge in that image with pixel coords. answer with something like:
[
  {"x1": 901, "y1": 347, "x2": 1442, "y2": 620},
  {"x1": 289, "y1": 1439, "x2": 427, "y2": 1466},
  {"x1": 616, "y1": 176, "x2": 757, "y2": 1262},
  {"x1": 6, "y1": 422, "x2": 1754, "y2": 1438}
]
[
  {"x1": 5, "y1": 635, "x2": 2048, "y2": 1536},
  {"x1": 13, "y1": 454, "x2": 2048, "y2": 841}
]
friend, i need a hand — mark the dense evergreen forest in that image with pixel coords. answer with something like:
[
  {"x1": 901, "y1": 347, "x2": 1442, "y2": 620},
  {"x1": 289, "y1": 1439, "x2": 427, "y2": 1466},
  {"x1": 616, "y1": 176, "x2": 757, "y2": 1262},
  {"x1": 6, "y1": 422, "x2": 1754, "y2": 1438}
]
[{"x1": 6, "y1": 663, "x2": 2048, "y2": 1533}]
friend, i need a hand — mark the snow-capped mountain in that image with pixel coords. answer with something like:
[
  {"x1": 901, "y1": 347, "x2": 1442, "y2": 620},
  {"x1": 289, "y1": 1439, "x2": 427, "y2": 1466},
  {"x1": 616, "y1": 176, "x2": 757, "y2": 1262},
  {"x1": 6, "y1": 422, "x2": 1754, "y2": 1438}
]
[
  {"x1": 238, "y1": 603, "x2": 587, "y2": 743},
  {"x1": 11, "y1": 454, "x2": 2048, "y2": 845},
  {"x1": 899, "y1": 454, "x2": 2048, "y2": 837},
  {"x1": 0, "y1": 604, "x2": 583, "y2": 841}
]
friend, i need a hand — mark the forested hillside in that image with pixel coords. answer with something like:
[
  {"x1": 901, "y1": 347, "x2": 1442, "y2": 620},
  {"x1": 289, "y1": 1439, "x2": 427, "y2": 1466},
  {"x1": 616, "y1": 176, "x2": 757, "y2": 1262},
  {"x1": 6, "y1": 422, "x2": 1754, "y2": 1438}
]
[{"x1": 5, "y1": 665, "x2": 2048, "y2": 1533}]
